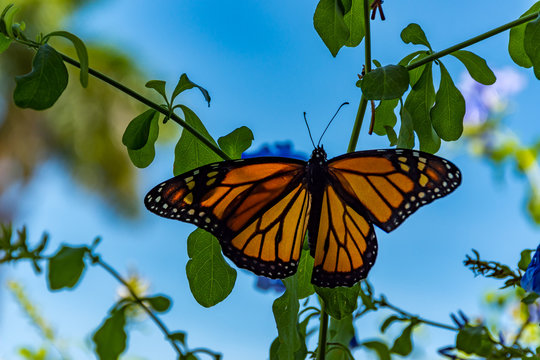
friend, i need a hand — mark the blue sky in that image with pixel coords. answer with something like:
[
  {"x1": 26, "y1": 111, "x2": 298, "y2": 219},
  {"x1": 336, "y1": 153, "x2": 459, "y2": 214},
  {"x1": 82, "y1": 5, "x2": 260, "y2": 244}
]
[{"x1": 1, "y1": 0, "x2": 540, "y2": 359}]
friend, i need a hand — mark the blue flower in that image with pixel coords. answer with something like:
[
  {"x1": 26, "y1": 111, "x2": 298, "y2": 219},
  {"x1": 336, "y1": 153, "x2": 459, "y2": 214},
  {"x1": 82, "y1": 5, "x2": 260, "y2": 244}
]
[
  {"x1": 255, "y1": 277, "x2": 286, "y2": 293},
  {"x1": 242, "y1": 141, "x2": 308, "y2": 160},
  {"x1": 521, "y1": 243, "x2": 540, "y2": 294}
]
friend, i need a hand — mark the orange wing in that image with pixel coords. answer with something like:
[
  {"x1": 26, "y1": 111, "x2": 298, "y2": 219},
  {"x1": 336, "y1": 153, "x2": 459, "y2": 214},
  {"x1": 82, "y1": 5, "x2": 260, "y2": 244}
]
[
  {"x1": 327, "y1": 149, "x2": 461, "y2": 232},
  {"x1": 310, "y1": 185, "x2": 377, "y2": 287},
  {"x1": 145, "y1": 157, "x2": 311, "y2": 278}
]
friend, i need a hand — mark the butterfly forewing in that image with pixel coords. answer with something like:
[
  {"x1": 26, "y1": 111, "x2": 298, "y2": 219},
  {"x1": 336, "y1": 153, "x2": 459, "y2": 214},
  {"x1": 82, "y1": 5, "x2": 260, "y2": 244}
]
[
  {"x1": 144, "y1": 157, "x2": 310, "y2": 278},
  {"x1": 328, "y1": 149, "x2": 461, "y2": 233},
  {"x1": 311, "y1": 185, "x2": 377, "y2": 287}
]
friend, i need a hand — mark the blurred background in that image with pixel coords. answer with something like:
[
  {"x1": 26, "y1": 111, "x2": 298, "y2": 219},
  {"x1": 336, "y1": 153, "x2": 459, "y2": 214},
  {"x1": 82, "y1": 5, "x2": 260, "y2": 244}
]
[{"x1": 0, "y1": 0, "x2": 539, "y2": 359}]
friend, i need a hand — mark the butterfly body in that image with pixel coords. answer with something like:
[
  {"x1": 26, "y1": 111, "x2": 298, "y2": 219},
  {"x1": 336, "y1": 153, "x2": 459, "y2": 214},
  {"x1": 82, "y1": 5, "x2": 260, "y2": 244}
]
[{"x1": 145, "y1": 147, "x2": 461, "y2": 287}]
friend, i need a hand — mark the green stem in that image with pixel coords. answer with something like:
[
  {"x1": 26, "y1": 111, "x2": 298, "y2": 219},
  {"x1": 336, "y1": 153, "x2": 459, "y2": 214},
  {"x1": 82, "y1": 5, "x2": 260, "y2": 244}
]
[
  {"x1": 58, "y1": 54, "x2": 231, "y2": 160},
  {"x1": 317, "y1": 300, "x2": 329, "y2": 360},
  {"x1": 407, "y1": 11, "x2": 540, "y2": 71},
  {"x1": 348, "y1": 0, "x2": 372, "y2": 153},
  {"x1": 379, "y1": 297, "x2": 458, "y2": 331},
  {"x1": 12, "y1": 38, "x2": 231, "y2": 161},
  {"x1": 91, "y1": 254, "x2": 185, "y2": 356}
]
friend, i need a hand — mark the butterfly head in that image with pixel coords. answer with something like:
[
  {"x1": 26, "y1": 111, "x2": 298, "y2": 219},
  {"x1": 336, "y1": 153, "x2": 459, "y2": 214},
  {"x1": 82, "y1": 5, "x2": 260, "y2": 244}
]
[{"x1": 310, "y1": 146, "x2": 327, "y2": 165}]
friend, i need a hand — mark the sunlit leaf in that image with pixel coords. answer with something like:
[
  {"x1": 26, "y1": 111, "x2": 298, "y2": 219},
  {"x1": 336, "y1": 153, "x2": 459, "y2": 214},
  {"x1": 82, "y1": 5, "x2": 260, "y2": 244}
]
[
  {"x1": 362, "y1": 341, "x2": 391, "y2": 360},
  {"x1": 146, "y1": 80, "x2": 168, "y2": 102},
  {"x1": 343, "y1": 0, "x2": 366, "y2": 47},
  {"x1": 174, "y1": 105, "x2": 221, "y2": 175},
  {"x1": 13, "y1": 44, "x2": 68, "y2": 110},
  {"x1": 360, "y1": 65, "x2": 409, "y2": 100},
  {"x1": 403, "y1": 63, "x2": 440, "y2": 153},
  {"x1": 92, "y1": 309, "x2": 127, "y2": 360},
  {"x1": 296, "y1": 249, "x2": 314, "y2": 299},
  {"x1": 373, "y1": 99, "x2": 399, "y2": 136},
  {"x1": 518, "y1": 248, "x2": 535, "y2": 271},
  {"x1": 272, "y1": 276, "x2": 306, "y2": 360},
  {"x1": 171, "y1": 73, "x2": 211, "y2": 106},
  {"x1": 524, "y1": 14, "x2": 540, "y2": 79},
  {"x1": 455, "y1": 325, "x2": 493, "y2": 356},
  {"x1": 185, "y1": 229, "x2": 236, "y2": 307},
  {"x1": 315, "y1": 283, "x2": 359, "y2": 320},
  {"x1": 47, "y1": 245, "x2": 87, "y2": 290},
  {"x1": 509, "y1": 2, "x2": 540, "y2": 68},
  {"x1": 122, "y1": 109, "x2": 159, "y2": 150},
  {"x1": 400, "y1": 23, "x2": 431, "y2": 50},
  {"x1": 217, "y1": 126, "x2": 254, "y2": 159},
  {"x1": 390, "y1": 321, "x2": 417, "y2": 356},
  {"x1": 44, "y1": 31, "x2": 89, "y2": 87},
  {"x1": 327, "y1": 315, "x2": 355, "y2": 360},
  {"x1": 127, "y1": 111, "x2": 160, "y2": 168},
  {"x1": 0, "y1": 33, "x2": 11, "y2": 53},
  {"x1": 431, "y1": 62, "x2": 465, "y2": 141},
  {"x1": 144, "y1": 295, "x2": 171, "y2": 313},
  {"x1": 450, "y1": 50, "x2": 496, "y2": 85},
  {"x1": 313, "y1": 0, "x2": 349, "y2": 57}
]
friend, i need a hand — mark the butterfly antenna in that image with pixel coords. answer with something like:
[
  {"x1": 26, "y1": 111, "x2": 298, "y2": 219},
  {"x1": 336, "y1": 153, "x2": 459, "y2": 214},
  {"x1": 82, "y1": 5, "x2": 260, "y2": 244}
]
[
  {"x1": 303, "y1": 112, "x2": 317, "y2": 149},
  {"x1": 317, "y1": 102, "x2": 349, "y2": 146}
]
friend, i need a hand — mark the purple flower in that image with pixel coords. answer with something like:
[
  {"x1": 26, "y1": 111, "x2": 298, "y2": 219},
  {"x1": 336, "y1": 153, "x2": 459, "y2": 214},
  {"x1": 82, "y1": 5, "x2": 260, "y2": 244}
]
[
  {"x1": 459, "y1": 68, "x2": 526, "y2": 125},
  {"x1": 242, "y1": 141, "x2": 308, "y2": 160},
  {"x1": 521, "y1": 243, "x2": 540, "y2": 294},
  {"x1": 255, "y1": 277, "x2": 286, "y2": 293}
]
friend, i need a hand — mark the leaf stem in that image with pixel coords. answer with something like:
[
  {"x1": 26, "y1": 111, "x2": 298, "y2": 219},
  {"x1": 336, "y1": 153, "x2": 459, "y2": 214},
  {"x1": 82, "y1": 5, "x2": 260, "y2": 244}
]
[
  {"x1": 407, "y1": 11, "x2": 540, "y2": 71},
  {"x1": 317, "y1": 300, "x2": 329, "y2": 360},
  {"x1": 348, "y1": 0, "x2": 372, "y2": 152},
  {"x1": 378, "y1": 296, "x2": 459, "y2": 331},
  {"x1": 90, "y1": 253, "x2": 185, "y2": 356},
  {"x1": 11, "y1": 38, "x2": 231, "y2": 161}
]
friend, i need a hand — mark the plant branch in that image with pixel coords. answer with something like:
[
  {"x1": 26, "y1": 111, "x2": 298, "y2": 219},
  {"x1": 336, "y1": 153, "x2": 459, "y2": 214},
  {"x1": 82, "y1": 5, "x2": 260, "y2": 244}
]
[
  {"x1": 12, "y1": 39, "x2": 231, "y2": 161},
  {"x1": 407, "y1": 11, "x2": 540, "y2": 71},
  {"x1": 317, "y1": 300, "x2": 329, "y2": 360},
  {"x1": 89, "y1": 253, "x2": 184, "y2": 356},
  {"x1": 348, "y1": 0, "x2": 373, "y2": 152},
  {"x1": 378, "y1": 296, "x2": 459, "y2": 331}
]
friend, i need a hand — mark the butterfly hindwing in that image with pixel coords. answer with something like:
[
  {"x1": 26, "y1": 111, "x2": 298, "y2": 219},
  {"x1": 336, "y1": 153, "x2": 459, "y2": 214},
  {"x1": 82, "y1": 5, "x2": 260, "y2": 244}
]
[
  {"x1": 310, "y1": 185, "x2": 378, "y2": 287},
  {"x1": 327, "y1": 149, "x2": 461, "y2": 233},
  {"x1": 144, "y1": 157, "x2": 310, "y2": 278}
]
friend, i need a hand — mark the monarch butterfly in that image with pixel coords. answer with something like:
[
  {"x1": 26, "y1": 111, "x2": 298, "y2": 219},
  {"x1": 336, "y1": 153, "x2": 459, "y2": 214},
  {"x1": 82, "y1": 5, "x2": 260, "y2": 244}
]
[{"x1": 145, "y1": 146, "x2": 461, "y2": 288}]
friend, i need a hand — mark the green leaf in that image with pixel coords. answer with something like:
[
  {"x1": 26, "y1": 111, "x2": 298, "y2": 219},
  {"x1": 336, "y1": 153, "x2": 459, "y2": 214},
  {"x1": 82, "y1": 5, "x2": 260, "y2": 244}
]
[
  {"x1": 47, "y1": 245, "x2": 87, "y2": 290},
  {"x1": 327, "y1": 315, "x2": 355, "y2": 360},
  {"x1": 313, "y1": 0, "x2": 349, "y2": 57},
  {"x1": 362, "y1": 341, "x2": 391, "y2": 360},
  {"x1": 272, "y1": 276, "x2": 306, "y2": 360},
  {"x1": 185, "y1": 229, "x2": 236, "y2": 307},
  {"x1": 430, "y1": 62, "x2": 465, "y2": 141},
  {"x1": 518, "y1": 249, "x2": 535, "y2": 270},
  {"x1": 397, "y1": 104, "x2": 414, "y2": 149},
  {"x1": 144, "y1": 295, "x2": 171, "y2": 313},
  {"x1": 455, "y1": 325, "x2": 492, "y2": 355},
  {"x1": 390, "y1": 321, "x2": 417, "y2": 356},
  {"x1": 0, "y1": 33, "x2": 11, "y2": 53},
  {"x1": 509, "y1": 2, "x2": 540, "y2": 68},
  {"x1": 373, "y1": 99, "x2": 399, "y2": 136},
  {"x1": 360, "y1": 65, "x2": 409, "y2": 100},
  {"x1": 173, "y1": 105, "x2": 221, "y2": 176},
  {"x1": 269, "y1": 337, "x2": 279, "y2": 360},
  {"x1": 403, "y1": 63, "x2": 440, "y2": 153},
  {"x1": 44, "y1": 31, "x2": 89, "y2": 87},
  {"x1": 127, "y1": 110, "x2": 160, "y2": 168},
  {"x1": 315, "y1": 283, "x2": 359, "y2": 320},
  {"x1": 171, "y1": 73, "x2": 211, "y2": 106},
  {"x1": 296, "y1": 249, "x2": 315, "y2": 299},
  {"x1": 13, "y1": 44, "x2": 68, "y2": 110},
  {"x1": 92, "y1": 309, "x2": 127, "y2": 360},
  {"x1": 400, "y1": 23, "x2": 432, "y2": 50},
  {"x1": 145, "y1": 80, "x2": 168, "y2": 102},
  {"x1": 343, "y1": 0, "x2": 366, "y2": 47},
  {"x1": 168, "y1": 331, "x2": 186, "y2": 345},
  {"x1": 524, "y1": 14, "x2": 540, "y2": 79},
  {"x1": 122, "y1": 109, "x2": 159, "y2": 150},
  {"x1": 398, "y1": 50, "x2": 428, "y2": 67},
  {"x1": 522, "y1": 292, "x2": 540, "y2": 304},
  {"x1": 380, "y1": 315, "x2": 403, "y2": 333},
  {"x1": 217, "y1": 126, "x2": 254, "y2": 159},
  {"x1": 450, "y1": 50, "x2": 496, "y2": 85},
  {"x1": 2, "y1": 4, "x2": 19, "y2": 38},
  {"x1": 385, "y1": 126, "x2": 397, "y2": 146}
]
